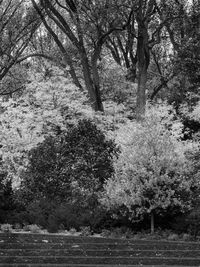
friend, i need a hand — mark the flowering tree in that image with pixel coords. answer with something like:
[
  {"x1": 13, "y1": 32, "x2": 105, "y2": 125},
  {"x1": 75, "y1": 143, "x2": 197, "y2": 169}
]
[
  {"x1": 101, "y1": 103, "x2": 198, "y2": 233},
  {"x1": 0, "y1": 68, "x2": 90, "y2": 186}
]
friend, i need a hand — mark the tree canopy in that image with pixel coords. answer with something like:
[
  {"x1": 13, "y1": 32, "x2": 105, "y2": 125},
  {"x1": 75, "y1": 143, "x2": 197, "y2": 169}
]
[{"x1": 0, "y1": 0, "x2": 199, "y2": 233}]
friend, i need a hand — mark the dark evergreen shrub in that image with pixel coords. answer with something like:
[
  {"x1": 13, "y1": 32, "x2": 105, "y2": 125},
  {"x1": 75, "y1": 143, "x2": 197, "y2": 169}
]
[
  {"x1": 17, "y1": 119, "x2": 119, "y2": 230},
  {"x1": 0, "y1": 169, "x2": 15, "y2": 223}
]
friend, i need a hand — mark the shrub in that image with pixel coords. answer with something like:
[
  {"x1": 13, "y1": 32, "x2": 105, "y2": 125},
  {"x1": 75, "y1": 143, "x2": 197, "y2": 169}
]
[
  {"x1": 0, "y1": 173, "x2": 15, "y2": 224},
  {"x1": 13, "y1": 223, "x2": 22, "y2": 232},
  {"x1": 47, "y1": 215, "x2": 59, "y2": 233},
  {"x1": 101, "y1": 104, "x2": 197, "y2": 232},
  {"x1": 172, "y1": 207, "x2": 200, "y2": 238},
  {"x1": 69, "y1": 228, "x2": 77, "y2": 235},
  {"x1": 80, "y1": 226, "x2": 92, "y2": 236},
  {"x1": 186, "y1": 208, "x2": 200, "y2": 238},
  {"x1": 0, "y1": 224, "x2": 13, "y2": 233},
  {"x1": 182, "y1": 233, "x2": 192, "y2": 241},
  {"x1": 167, "y1": 233, "x2": 179, "y2": 241},
  {"x1": 23, "y1": 224, "x2": 42, "y2": 233},
  {"x1": 19, "y1": 119, "x2": 118, "y2": 204},
  {"x1": 101, "y1": 229, "x2": 112, "y2": 238},
  {"x1": 16, "y1": 120, "x2": 119, "y2": 233}
]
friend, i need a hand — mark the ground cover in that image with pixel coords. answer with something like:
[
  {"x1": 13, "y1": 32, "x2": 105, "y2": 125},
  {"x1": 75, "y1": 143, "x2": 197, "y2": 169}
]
[{"x1": 0, "y1": 233, "x2": 200, "y2": 266}]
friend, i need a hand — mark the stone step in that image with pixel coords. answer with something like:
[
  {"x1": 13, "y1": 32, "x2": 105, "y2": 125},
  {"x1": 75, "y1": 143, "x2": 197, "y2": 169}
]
[
  {"x1": 1, "y1": 242, "x2": 200, "y2": 250},
  {"x1": 0, "y1": 265, "x2": 197, "y2": 267},
  {"x1": 0, "y1": 265, "x2": 198, "y2": 267},
  {"x1": 0, "y1": 233, "x2": 199, "y2": 246},
  {"x1": 0, "y1": 249, "x2": 200, "y2": 257},
  {"x1": 1, "y1": 233, "x2": 200, "y2": 266},
  {"x1": 0, "y1": 256, "x2": 200, "y2": 265},
  {"x1": 0, "y1": 234, "x2": 116, "y2": 243}
]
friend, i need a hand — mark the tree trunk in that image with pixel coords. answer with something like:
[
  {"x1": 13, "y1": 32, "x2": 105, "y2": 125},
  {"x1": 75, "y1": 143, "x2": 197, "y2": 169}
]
[
  {"x1": 135, "y1": 2, "x2": 150, "y2": 121},
  {"x1": 135, "y1": 18, "x2": 149, "y2": 121},
  {"x1": 136, "y1": 66, "x2": 147, "y2": 120},
  {"x1": 151, "y1": 212, "x2": 155, "y2": 234},
  {"x1": 75, "y1": 13, "x2": 104, "y2": 112},
  {"x1": 91, "y1": 49, "x2": 104, "y2": 112},
  {"x1": 81, "y1": 51, "x2": 104, "y2": 112},
  {"x1": 62, "y1": 54, "x2": 83, "y2": 91}
]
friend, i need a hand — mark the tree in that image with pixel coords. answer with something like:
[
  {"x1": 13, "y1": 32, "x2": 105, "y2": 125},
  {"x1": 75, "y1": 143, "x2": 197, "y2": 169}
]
[
  {"x1": 101, "y1": 103, "x2": 197, "y2": 233},
  {"x1": 0, "y1": 162, "x2": 14, "y2": 223},
  {"x1": 19, "y1": 119, "x2": 119, "y2": 203},
  {"x1": 30, "y1": 0, "x2": 134, "y2": 112},
  {"x1": 152, "y1": 0, "x2": 200, "y2": 106},
  {"x1": 103, "y1": 0, "x2": 178, "y2": 119},
  {"x1": 0, "y1": 67, "x2": 90, "y2": 186},
  {"x1": 0, "y1": 0, "x2": 40, "y2": 96}
]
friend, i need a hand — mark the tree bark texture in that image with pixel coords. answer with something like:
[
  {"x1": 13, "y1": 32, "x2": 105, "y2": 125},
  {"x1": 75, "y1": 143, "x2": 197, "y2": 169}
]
[
  {"x1": 136, "y1": 14, "x2": 150, "y2": 121},
  {"x1": 151, "y1": 212, "x2": 155, "y2": 234},
  {"x1": 32, "y1": 0, "x2": 104, "y2": 112}
]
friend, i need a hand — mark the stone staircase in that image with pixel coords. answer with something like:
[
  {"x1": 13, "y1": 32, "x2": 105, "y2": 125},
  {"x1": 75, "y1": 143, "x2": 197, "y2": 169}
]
[{"x1": 0, "y1": 233, "x2": 200, "y2": 266}]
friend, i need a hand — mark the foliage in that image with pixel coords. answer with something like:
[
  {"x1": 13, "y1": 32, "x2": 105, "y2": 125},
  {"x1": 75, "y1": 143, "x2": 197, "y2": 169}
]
[
  {"x1": 0, "y1": 224, "x2": 13, "y2": 233},
  {"x1": 100, "y1": 60, "x2": 136, "y2": 104},
  {"x1": 172, "y1": 206, "x2": 200, "y2": 239},
  {"x1": 13, "y1": 197, "x2": 112, "y2": 233},
  {"x1": 101, "y1": 103, "x2": 197, "y2": 227},
  {"x1": 19, "y1": 119, "x2": 118, "y2": 202},
  {"x1": 47, "y1": 215, "x2": 59, "y2": 233},
  {"x1": 23, "y1": 224, "x2": 42, "y2": 233},
  {"x1": 80, "y1": 226, "x2": 92, "y2": 236},
  {"x1": 0, "y1": 0, "x2": 199, "y2": 235},
  {"x1": 0, "y1": 0, "x2": 40, "y2": 96},
  {"x1": 0, "y1": 69, "x2": 90, "y2": 186},
  {"x1": 69, "y1": 228, "x2": 77, "y2": 235},
  {"x1": 13, "y1": 119, "x2": 119, "y2": 232},
  {"x1": 0, "y1": 168, "x2": 15, "y2": 223},
  {"x1": 186, "y1": 208, "x2": 200, "y2": 238}
]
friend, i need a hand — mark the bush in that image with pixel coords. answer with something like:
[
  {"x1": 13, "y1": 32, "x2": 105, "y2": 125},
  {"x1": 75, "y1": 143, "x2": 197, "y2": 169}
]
[
  {"x1": 101, "y1": 229, "x2": 112, "y2": 237},
  {"x1": 182, "y1": 233, "x2": 192, "y2": 241},
  {"x1": 19, "y1": 119, "x2": 118, "y2": 203},
  {"x1": 69, "y1": 228, "x2": 77, "y2": 234},
  {"x1": 172, "y1": 208, "x2": 200, "y2": 238},
  {"x1": 101, "y1": 104, "x2": 196, "y2": 232},
  {"x1": 16, "y1": 120, "x2": 119, "y2": 232},
  {"x1": 0, "y1": 223, "x2": 13, "y2": 233},
  {"x1": 13, "y1": 197, "x2": 113, "y2": 233},
  {"x1": 23, "y1": 224, "x2": 42, "y2": 233},
  {"x1": 167, "y1": 233, "x2": 179, "y2": 241},
  {"x1": 186, "y1": 208, "x2": 200, "y2": 238},
  {"x1": 0, "y1": 172, "x2": 16, "y2": 224},
  {"x1": 47, "y1": 215, "x2": 59, "y2": 233},
  {"x1": 80, "y1": 226, "x2": 92, "y2": 236},
  {"x1": 13, "y1": 223, "x2": 22, "y2": 232}
]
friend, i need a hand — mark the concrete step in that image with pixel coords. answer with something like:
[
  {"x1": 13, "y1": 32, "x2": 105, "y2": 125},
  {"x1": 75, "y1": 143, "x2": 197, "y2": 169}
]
[
  {"x1": 1, "y1": 242, "x2": 200, "y2": 250},
  {"x1": 1, "y1": 249, "x2": 200, "y2": 257},
  {"x1": 0, "y1": 256, "x2": 200, "y2": 265},
  {"x1": 0, "y1": 263, "x2": 195, "y2": 267},
  {"x1": 1, "y1": 233, "x2": 200, "y2": 266},
  {"x1": 0, "y1": 265, "x2": 198, "y2": 267}
]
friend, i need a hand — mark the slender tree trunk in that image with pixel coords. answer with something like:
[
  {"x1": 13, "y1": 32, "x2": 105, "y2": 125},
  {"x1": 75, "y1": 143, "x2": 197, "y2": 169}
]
[
  {"x1": 136, "y1": 19, "x2": 149, "y2": 121},
  {"x1": 62, "y1": 54, "x2": 83, "y2": 91},
  {"x1": 81, "y1": 51, "x2": 104, "y2": 112},
  {"x1": 136, "y1": 66, "x2": 147, "y2": 119},
  {"x1": 151, "y1": 212, "x2": 155, "y2": 234},
  {"x1": 91, "y1": 49, "x2": 104, "y2": 112},
  {"x1": 75, "y1": 13, "x2": 104, "y2": 112}
]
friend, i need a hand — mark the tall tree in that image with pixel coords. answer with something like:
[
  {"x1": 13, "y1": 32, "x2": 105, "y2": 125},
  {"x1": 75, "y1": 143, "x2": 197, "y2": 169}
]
[
  {"x1": 31, "y1": 0, "x2": 133, "y2": 112},
  {"x1": 103, "y1": 0, "x2": 160, "y2": 119},
  {"x1": 101, "y1": 103, "x2": 197, "y2": 233},
  {"x1": 153, "y1": 0, "x2": 200, "y2": 105},
  {"x1": 0, "y1": 0, "x2": 40, "y2": 96}
]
